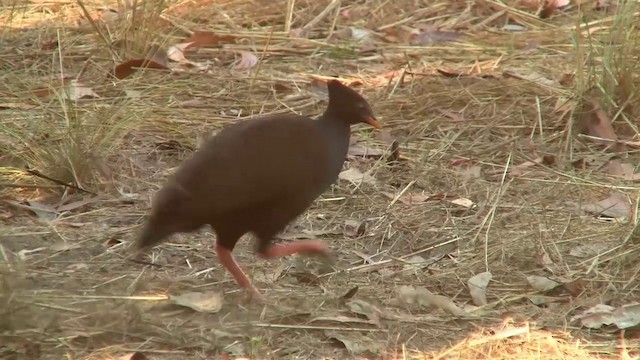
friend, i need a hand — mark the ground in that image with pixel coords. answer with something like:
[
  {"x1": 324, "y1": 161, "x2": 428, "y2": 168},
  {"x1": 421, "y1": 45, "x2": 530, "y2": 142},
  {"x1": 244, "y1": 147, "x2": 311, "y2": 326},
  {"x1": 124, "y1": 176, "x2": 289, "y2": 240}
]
[{"x1": 1, "y1": 0, "x2": 640, "y2": 359}]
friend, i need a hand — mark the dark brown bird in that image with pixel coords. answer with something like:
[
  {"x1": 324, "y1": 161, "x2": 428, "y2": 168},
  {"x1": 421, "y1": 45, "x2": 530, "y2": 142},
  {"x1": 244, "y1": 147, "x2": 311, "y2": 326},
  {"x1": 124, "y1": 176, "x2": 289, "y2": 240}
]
[{"x1": 134, "y1": 79, "x2": 379, "y2": 296}]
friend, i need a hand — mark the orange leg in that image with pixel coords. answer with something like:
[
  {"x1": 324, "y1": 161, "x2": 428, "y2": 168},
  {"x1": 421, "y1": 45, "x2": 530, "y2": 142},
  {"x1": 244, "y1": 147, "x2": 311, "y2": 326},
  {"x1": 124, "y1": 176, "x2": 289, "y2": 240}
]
[
  {"x1": 261, "y1": 239, "x2": 329, "y2": 258},
  {"x1": 215, "y1": 245, "x2": 261, "y2": 298}
]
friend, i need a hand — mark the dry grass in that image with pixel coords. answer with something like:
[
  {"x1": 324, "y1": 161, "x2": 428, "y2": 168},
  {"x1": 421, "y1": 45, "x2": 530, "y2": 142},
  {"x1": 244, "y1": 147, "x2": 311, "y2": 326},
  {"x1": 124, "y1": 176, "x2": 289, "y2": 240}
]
[{"x1": 2, "y1": 0, "x2": 640, "y2": 359}]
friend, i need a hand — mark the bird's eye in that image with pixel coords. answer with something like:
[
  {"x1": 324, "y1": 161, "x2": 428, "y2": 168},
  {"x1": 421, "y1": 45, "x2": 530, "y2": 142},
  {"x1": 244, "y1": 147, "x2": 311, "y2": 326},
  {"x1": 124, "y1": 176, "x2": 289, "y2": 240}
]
[{"x1": 356, "y1": 103, "x2": 366, "y2": 109}]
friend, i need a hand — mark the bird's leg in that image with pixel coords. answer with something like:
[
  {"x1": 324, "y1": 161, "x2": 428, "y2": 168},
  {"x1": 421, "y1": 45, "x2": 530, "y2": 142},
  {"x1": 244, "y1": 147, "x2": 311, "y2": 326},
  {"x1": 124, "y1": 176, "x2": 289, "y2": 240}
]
[
  {"x1": 215, "y1": 245, "x2": 262, "y2": 300},
  {"x1": 260, "y1": 239, "x2": 329, "y2": 258}
]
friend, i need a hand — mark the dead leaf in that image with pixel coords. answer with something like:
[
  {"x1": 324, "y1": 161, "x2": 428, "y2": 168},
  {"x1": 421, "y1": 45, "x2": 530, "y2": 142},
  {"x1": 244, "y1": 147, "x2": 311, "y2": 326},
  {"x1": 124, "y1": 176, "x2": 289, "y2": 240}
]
[
  {"x1": 382, "y1": 192, "x2": 429, "y2": 205},
  {"x1": 166, "y1": 42, "x2": 194, "y2": 62},
  {"x1": 402, "y1": 255, "x2": 430, "y2": 271},
  {"x1": 468, "y1": 272, "x2": 492, "y2": 306},
  {"x1": 350, "y1": 27, "x2": 374, "y2": 42},
  {"x1": 527, "y1": 275, "x2": 561, "y2": 292},
  {"x1": 508, "y1": 155, "x2": 556, "y2": 177},
  {"x1": 104, "y1": 238, "x2": 122, "y2": 248},
  {"x1": 346, "y1": 299, "x2": 382, "y2": 326},
  {"x1": 41, "y1": 39, "x2": 58, "y2": 50},
  {"x1": 17, "y1": 247, "x2": 47, "y2": 261},
  {"x1": 582, "y1": 191, "x2": 630, "y2": 219},
  {"x1": 539, "y1": 0, "x2": 570, "y2": 18},
  {"x1": 343, "y1": 219, "x2": 366, "y2": 238},
  {"x1": 604, "y1": 159, "x2": 640, "y2": 180},
  {"x1": 169, "y1": 291, "x2": 223, "y2": 313},
  {"x1": 397, "y1": 285, "x2": 468, "y2": 316},
  {"x1": 409, "y1": 29, "x2": 462, "y2": 45},
  {"x1": 569, "y1": 242, "x2": 611, "y2": 258},
  {"x1": 16, "y1": 200, "x2": 57, "y2": 221},
  {"x1": 502, "y1": 24, "x2": 527, "y2": 32},
  {"x1": 449, "y1": 197, "x2": 475, "y2": 208},
  {"x1": 233, "y1": 51, "x2": 258, "y2": 70},
  {"x1": 146, "y1": 44, "x2": 169, "y2": 67},
  {"x1": 289, "y1": 28, "x2": 307, "y2": 38},
  {"x1": 278, "y1": 227, "x2": 341, "y2": 240},
  {"x1": 341, "y1": 286, "x2": 359, "y2": 300},
  {"x1": 577, "y1": 98, "x2": 625, "y2": 152},
  {"x1": 253, "y1": 262, "x2": 286, "y2": 284},
  {"x1": 57, "y1": 195, "x2": 105, "y2": 212},
  {"x1": 117, "y1": 352, "x2": 148, "y2": 360},
  {"x1": 0, "y1": 102, "x2": 36, "y2": 110},
  {"x1": 309, "y1": 78, "x2": 329, "y2": 100},
  {"x1": 64, "y1": 80, "x2": 100, "y2": 101},
  {"x1": 184, "y1": 31, "x2": 236, "y2": 46},
  {"x1": 572, "y1": 303, "x2": 640, "y2": 329},
  {"x1": 326, "y1": 331, "x2": 383, "y2": 356},
  {"x1": 457, "y1": 165, "x2": 482, "y2": 182},
  {"x1": 112, "y1": 59, "x2": 169, "y2": 80},
  {"x1": 503, "y1": 69, "x2": 560, "y2": 88},
  {"x1": 50, "y1": 241, "x2": 82, "y2": 252},
  {"x1": 310, "y1": 316, "x2": 372, "y2": 325},
  {"x1": 347, "y1": 144, "x2": 384, "y2": 158},
  {"x1": 338, "y1": 167, "x2": 376, "y2": 186},
  {"x1": 66, "y1": 263, "x2": 89, "y2": 271}
]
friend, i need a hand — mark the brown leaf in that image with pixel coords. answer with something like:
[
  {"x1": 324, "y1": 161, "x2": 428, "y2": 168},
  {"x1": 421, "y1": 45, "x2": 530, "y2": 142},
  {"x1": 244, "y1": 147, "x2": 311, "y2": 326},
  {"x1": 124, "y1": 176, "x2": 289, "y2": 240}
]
[
  {"x1": 527, "y1": 275, "x2": 561, "y2": 292},
  {"x1": 582, "y1": 191, "x2": 630, "y2": 219},
  {"x1": 573, "y1": 303, "x2": 640, "y2": 329},
  {"x1": 184, "y1": 31, "x2": 236, "y2": 47},
  {"x1": 112, "y1": 59, "x2": 169, "y2": 80},
  {"x1": 397, "y1": 285, "x2": 468, "y2": 316},
  {"x1": 468, "y1": 272, "x2": 492, "y2": 306},
  {"x1": 41, "y1": 39, "x2": 58, "y2": 50},
  {"x1": 604, "y1": 159, "x2": 640, "y2": 180},
  {"x1": 436, "y1": 68, "x2": 496, "y2": 79},
  {"x1": 50, "y1": 241, "x2": 82, "y2": 252},
  {"x1": 503, "y1": 68, "x2": 560, "y2": 88},
  {"x1": 338, "y1": 167, "x2": 376, "y2": 186},
  {"x1": 383, "y1": 192, "x2": 472, "y2": 207},
  {"x1": 456, "y1": 165, "x2": 482, "y2": 182},
  {"x1": 346, "y1": 299, "x2": 382, "y2": 326},
  {"x1": 326, "y1": 331, "x2": 383, "y2": 356},
  {"x1": 65, "y1": 80, "x2": 100, "y2": 101},
  {"x1": 146, "y1": 44, "x2": 169, "y2": 67},
  {"x1": 409, "y1": 29, "x2": 462, "y2": 45},
  {"x1": 577, "y1": 98, "x2": 625, "y2": 152},
  {"x1": 341, "y1": 286, "x2": 359, "y2": 300},
  {"x1": 0, "y1": 102, "x2": 36, "y2": 110},
  {"x1": 56, "y1": 195, "x2": 106, "y2": 212},
  {"x1": 166, "y1": 42, "x2": 194, "y2": 62},
  {"x1": 539, "y1": 0, "x2": 570, "y2": 18},
  {"x1": 343, "y1": 219, "x2": 366, "y2": 238},
  {"x1": 374, "y1": 129, "x2": 395, "y2": 143},
  {"x1": 169, "y1": 291, "x2": 223, "y2": 313},
  {"x1": 347, "y1": 144, "x2": 383, "y2": 158},
  {"x1": 289, "y1": 28, "x2": 307, "y2": 38},
  {"x1": 232, "y1": 51, "x2": 258, "y2": 70},
  {"x1": 509, "y1": 155, "x2": 556, "y2": 177}
]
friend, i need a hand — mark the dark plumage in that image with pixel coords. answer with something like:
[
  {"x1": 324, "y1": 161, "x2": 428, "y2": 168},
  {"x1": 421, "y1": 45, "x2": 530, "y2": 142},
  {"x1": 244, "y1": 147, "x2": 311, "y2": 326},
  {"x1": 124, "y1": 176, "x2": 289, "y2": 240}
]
[{"x1": 134, "y1": 79, "x2": 379, "y2": 296}]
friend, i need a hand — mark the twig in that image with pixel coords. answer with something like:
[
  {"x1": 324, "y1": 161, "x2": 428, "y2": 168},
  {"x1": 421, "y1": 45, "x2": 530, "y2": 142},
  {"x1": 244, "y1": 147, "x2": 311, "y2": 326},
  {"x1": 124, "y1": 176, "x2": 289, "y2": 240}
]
[
  {"x1": 302, "y1": 0, "x2": 341, "y2": 31},
  {"x1": 285, "y1": 0, "x2": 295, "y2": 33},
  {"x1": 23, "y1": 167, "x2": 96, "y2": 195},
  {"x1": 250, "y1": 323, "x2": 387, "y2": 332},
  {"x1": 0, "y1": 183, "x2": 66, "y2": 189}
]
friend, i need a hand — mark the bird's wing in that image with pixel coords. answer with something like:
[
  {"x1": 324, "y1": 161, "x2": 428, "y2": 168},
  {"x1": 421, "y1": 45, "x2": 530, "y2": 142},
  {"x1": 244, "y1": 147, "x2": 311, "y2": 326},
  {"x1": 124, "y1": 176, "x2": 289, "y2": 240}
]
[{"x1": 172, "y1": 115, "x2": 329, "y2": 214}]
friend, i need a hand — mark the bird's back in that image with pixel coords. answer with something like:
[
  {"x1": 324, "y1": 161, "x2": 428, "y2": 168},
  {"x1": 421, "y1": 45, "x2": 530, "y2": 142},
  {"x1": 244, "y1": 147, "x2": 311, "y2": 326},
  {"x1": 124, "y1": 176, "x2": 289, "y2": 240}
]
[{"x1": 173, "y1": 114, "x2": 338, "y2": 222}]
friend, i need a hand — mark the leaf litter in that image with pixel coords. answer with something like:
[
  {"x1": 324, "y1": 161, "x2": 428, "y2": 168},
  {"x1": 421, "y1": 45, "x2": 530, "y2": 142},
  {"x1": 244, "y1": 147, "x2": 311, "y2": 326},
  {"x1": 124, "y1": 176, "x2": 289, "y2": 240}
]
[
  {"x1": 5, "y1": 0, "x2": 640, "y2": 358},
  {"x1": 169, "y1": 291, "x2": 224, "y2": 313}
]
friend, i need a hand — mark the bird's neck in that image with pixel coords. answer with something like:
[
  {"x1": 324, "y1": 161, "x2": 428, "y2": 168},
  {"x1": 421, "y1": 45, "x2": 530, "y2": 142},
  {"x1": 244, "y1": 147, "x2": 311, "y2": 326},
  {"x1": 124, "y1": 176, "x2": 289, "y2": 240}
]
[{"x1": 318, "y1": 111, "x2": 351, "y2": 172}]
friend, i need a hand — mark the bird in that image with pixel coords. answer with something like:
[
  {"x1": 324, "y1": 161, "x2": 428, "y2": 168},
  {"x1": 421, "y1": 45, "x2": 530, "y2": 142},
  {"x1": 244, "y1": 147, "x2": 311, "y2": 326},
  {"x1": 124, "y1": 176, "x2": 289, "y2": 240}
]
[{"x1": 133, "y1": 79, "x2": 380, "y2": 297}]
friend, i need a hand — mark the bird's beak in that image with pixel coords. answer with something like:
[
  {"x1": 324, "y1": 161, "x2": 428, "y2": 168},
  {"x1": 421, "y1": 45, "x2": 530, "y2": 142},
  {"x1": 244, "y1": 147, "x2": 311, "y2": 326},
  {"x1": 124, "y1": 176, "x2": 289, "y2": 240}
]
[{"x1": 364, "y1": 116, "x2": 382, "y2": 129}]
